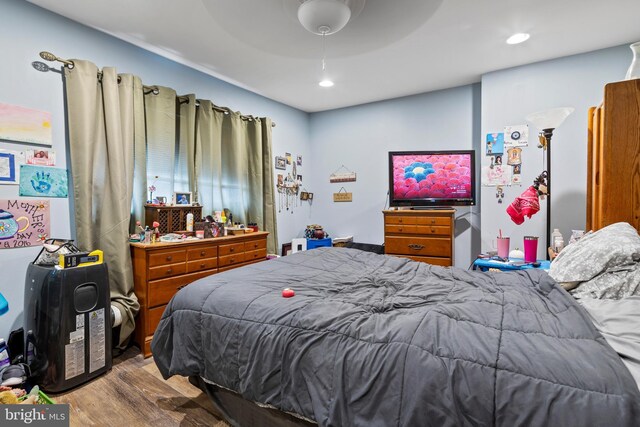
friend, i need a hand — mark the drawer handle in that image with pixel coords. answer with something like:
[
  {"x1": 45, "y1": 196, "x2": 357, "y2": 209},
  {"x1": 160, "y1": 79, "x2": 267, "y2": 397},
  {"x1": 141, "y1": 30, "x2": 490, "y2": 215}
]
[
  {"x1": 230, "y1": 247, "x2": 235, "y2": 252},
  {"x1": 200, "y1": 263, "x2": 206, "y2": 268},
  {"x1": 398, "y1": 219, "x2": 403, "y2": 224},
  {"x1": 200, "y1": 251, "x2": 206, "y2": 256},
  {"x1": 431, "y1": 228, "x2": 436, "y2": 233},
  {"x1": 253, "y1": 244, "x2": 258, "y2": 248},
  {"x1": 230, "y1": 258, "x2": 235, "y2": 263},
  {"x1": 166, "y1": 268, "x2": 173, "y2": 274},
  {"x1": 408, "y1": 244, "x2": 425, "y2": 250},
  {"x1": 166, "y1": 255, "x2": 172, "y2": 261},
  {"x1": 430, "y1": 220, "x2": 436, "y2": 224}
]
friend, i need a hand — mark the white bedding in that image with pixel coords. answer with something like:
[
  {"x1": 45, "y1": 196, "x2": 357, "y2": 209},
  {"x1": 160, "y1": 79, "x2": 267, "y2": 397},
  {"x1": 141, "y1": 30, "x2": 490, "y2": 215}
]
[{"x1": 579, "y1": 297, "x2": 640, "y2": 390}]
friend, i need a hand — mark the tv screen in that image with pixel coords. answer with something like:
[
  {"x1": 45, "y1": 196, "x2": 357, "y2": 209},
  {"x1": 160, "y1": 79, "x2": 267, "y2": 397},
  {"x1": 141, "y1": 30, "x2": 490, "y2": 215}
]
[{"x1": 389, "y1": 150, "x2": 476, "y2": 207}]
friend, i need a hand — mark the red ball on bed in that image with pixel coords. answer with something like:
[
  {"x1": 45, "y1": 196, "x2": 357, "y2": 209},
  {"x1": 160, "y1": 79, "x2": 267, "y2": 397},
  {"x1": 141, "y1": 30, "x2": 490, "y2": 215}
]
[{"x1": 282, "y1": 288, "x2": 295, "y2": 298}]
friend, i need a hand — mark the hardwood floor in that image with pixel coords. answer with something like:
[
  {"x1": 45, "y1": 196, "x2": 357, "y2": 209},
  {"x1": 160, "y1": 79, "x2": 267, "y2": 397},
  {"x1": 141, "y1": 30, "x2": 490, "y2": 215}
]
[{"x1": 52, "y1": 347, "x2": 230, "y2": 427}]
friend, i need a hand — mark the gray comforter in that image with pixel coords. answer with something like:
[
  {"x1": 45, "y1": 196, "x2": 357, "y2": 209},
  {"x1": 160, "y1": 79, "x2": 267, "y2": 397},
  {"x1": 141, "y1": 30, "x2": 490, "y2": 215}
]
[{"x1": 152, "y1": 248, "x2": 640, "y2": 426}]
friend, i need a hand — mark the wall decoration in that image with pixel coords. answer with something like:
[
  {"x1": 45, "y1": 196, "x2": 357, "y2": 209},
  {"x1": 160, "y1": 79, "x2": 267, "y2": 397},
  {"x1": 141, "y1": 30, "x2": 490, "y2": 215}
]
[
  {"x1": 329, "y1": 165, "x2": 356, "y2": 183},
  {"x1": 491, "y1": 155, "x2": 503, "y2": 167},
  {"x1": 506, "y1": 147, "x2": 522, "y2": 165},
  {"x1": 277, "y1": 174, "x2": 299, "y2": 213},
  {"x1": 512, "y1": 163, "x2": 522, "y2": 184},
  {"x1": 0, "y1": 199, "x2": 50, "y2": 249},
  {"x1": 0, "y1": 149, "x2": 25, "y2": 185},
  {"x1": 0, "y1": 103, "x2": 52, "y2": 146},
  {"x1": 504, "y1": 124, "x2": 529, "y2": 147},
  {"x1": 277, "y1": 174, "x2": 284, "y2": 186},
  {"x1": 285, "y1": 152, "x2": 292, "y2": 165},
  {"x1": 482, "y1": 165, "x2": 512, "y2": 186},
  {"x1": 297, "y1": 155, "x2": 302, "y2": 166},
  {"x1": 25, "y1": 149, "x2": 55, "y2": 166},
  {"x1": 275, "y1": 156, "x2": 286, "y2": 170},
  {"x1": 19, "y1": 165, "x2": 68, "y2": 198},
  {"x1": 486, "y1": 133, "x2": 504, "y2": 155},
  {"x1": 333, "y1": 187, "x2": 353, "y2": 202},
  {"x1": 496, "y1": 186, "x2": 505, "y2": 204}
]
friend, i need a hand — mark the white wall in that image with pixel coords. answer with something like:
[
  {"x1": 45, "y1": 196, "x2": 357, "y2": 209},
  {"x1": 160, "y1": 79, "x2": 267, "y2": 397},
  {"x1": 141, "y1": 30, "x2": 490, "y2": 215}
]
[
  {"x1": 480, "y1": 45, "x2": 632, "y2": 259},
  {"x1": 0, "y1": 0, "x2": 311, "y2": 339},
  {"x1": 308, "y1": 85, "x2": 482, "y2": 268}
]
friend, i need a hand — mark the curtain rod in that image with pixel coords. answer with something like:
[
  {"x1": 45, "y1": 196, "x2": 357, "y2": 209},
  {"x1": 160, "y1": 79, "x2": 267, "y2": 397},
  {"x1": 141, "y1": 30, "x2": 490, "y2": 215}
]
[
  {"x1": 177, "y1": 96, "x2": 276, "y2": 127},
  {"x1": 38, "y1": 51, "x2": 276, "y2": 127}
]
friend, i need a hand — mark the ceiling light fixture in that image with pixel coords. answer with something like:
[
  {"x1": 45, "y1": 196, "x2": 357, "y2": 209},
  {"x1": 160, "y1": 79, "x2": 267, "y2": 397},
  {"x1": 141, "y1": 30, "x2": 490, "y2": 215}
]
[
  {"x1": 298, "y1": 0, "x2": 351, "y2": 35},
  {"x1": 298, "y1": 0, "x2": 355, "y2": 88},
  {"x1": 506, "y1": 33, "x2": 530, "y2": 45}
]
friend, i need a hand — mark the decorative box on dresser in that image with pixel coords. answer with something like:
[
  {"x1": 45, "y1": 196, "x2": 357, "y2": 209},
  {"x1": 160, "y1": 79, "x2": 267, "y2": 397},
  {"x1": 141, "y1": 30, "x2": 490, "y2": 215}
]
[
  {"x1": 131, "y1": 231, "x2": 269, "y2": 357},
  {"x1": 144, "y1": 205, "x2": 203, "y2": 233},
  {"x1": 383, "y1": 209, "x2": 455, "y2": 266},
  {"x1": 587, "y1": 79, "x2": 640, "y2": 232}
]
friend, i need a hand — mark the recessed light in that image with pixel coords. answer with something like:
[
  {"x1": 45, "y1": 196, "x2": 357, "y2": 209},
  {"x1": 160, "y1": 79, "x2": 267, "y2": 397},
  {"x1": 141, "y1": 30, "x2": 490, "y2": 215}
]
[
  {"x1": 506, "y1": 33, "x2": 530, "y2": 45},
  {"x1": 319, "y1": 79, "x2": 334, "y2": 87}
]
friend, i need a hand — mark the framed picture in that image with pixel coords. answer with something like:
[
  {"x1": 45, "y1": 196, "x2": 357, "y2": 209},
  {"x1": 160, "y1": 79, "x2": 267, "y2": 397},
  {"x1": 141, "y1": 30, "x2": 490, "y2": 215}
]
[
  {"x1": 173, "y1": 191, "x2": 192, "y2": 206},
  {"x1": 156, "y1": 196, "x2": 167, "y2": 204},
  {"x1": 308, "y1": 192, "x2": 314, "y2": 200},
  {"x1": 281, "y1": 242, "x2": 292, "y2": 256},
  {"x1": 297, "y1": 155, "x2": 302, "y2": 166},
  {"x1": 275, "y1": 156, "x2": 286, "y2": 170},
  {"x1": 300, "y1": 191, "x2": 309, "y2": 200},
  {"x1": 285, "y1": 153, "x2": 292, "y2": 165}
]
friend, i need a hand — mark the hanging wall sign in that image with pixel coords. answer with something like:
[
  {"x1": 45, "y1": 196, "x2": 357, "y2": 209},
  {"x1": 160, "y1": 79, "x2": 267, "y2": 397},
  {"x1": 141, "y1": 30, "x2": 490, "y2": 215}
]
[
  {"x1": 330, "y1": 165, "x2": 356, "y2": 183},
  {"x1": 333, "y1": 187, "x2": 353, "y2": 202},
  {"x1": 0, "y1": 199, "x2": 50, "y2": 249}
]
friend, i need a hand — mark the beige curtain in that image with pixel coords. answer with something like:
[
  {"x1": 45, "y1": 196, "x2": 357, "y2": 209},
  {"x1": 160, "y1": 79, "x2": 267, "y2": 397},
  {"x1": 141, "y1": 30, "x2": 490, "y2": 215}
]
[
  {"x1": 64, "y1": 61, "x2": 141, "y2": 347},
  {"x1": 196, "y1": 105, "x2": 278, "y2": 253},
  {"x1": 145, "y1": 87, "x2": 177, "y2": 199},
  {"x1": 176, "y1": 94, "x2": 197, "y2": 194}
]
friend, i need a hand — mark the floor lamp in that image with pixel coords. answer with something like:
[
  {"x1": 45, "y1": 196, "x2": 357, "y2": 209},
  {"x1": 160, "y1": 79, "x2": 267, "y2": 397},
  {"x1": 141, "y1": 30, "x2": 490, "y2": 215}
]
[{"x1": 525, "y1": 107, "x2": 574, "y2": 258}]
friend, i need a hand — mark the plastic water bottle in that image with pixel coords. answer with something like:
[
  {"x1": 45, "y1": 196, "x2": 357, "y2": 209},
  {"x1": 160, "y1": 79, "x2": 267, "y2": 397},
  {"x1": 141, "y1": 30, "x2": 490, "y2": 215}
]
[
  {"x1": 186, "y1": 212, "x2": 194, "y2": 232},
  {"x1": 0, "y1": 338, "x2": 10, "y2": 369},
  {"x1": 551, "y1": 229, "x2": 564, "y2": 253}
]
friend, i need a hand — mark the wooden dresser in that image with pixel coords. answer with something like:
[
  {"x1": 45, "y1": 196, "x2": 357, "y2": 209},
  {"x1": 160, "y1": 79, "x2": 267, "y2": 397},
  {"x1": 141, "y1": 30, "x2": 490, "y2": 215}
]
[
  {"x1": 383, "y1": 209, "x2": 455, "y2": 266},
  {"x1": 587, "y1": 79, "x2": 640, "y2": 232},
  {"x1": 131, "y1": 231, "x2": 269, "y2": 357}
]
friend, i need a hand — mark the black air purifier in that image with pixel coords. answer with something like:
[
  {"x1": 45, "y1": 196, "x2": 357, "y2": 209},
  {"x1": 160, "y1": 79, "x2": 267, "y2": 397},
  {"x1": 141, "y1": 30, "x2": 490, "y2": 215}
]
[{"x1": 24, "y1": 263, "x2": 112, "y2": 393}]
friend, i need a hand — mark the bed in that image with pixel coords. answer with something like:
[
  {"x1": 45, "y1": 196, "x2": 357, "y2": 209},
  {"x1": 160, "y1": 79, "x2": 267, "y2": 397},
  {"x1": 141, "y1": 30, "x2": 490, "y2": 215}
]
[{"x1": 152, "y1": 240, "x2": 640, "y2": 426}]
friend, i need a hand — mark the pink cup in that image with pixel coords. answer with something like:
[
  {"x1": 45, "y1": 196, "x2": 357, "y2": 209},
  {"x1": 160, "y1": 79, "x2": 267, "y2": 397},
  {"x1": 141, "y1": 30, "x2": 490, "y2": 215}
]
[
  {"x1": 524, "y1": 236, "x2": 538, "y2": 263},
  {"x1": 497, "y1": 237, "x2": 510, "y2": 259}
]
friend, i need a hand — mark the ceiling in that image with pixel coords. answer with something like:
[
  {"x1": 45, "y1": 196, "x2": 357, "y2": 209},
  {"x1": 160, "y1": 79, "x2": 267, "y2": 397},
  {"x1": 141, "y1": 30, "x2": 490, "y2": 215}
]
[{"x1": 28, "y1": 0, "x2": 640, "y2": 112}]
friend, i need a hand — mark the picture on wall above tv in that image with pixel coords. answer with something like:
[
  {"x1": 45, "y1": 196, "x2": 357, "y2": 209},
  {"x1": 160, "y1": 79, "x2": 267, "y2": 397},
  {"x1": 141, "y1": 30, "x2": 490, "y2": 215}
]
[{"x1": 389, "y1": 150, "x2": 476, "y2": 207}]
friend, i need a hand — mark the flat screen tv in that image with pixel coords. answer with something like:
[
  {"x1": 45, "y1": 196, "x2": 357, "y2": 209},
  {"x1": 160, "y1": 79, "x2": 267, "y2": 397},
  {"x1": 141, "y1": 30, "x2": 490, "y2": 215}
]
[{"x1": 389, "y1": 150, "x2": 476, "y2": 207}]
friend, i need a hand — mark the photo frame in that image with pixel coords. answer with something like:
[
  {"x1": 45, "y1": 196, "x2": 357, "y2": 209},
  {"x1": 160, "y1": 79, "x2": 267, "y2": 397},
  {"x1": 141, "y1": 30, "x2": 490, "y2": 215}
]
[
  {"x1": 173, "y1": 191, "x2": 192, "y2": 206},
  {"x1": 275, "y1": 156, "x2": 286, "y2": 170},
  {"x1": 281, "y1": 242, "x2": 292, "y2": 256},
  {"x1": 156, "y1": 196, "x2": 167, "y2": 204}
]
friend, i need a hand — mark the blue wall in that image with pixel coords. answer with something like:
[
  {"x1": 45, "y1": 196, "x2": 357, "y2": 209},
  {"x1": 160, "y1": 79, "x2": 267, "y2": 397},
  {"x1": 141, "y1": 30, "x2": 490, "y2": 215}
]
[
  {"x1": 0, "y1": 0, "x2": 311, "y2": 339},
  {"x1": 480, "y1": 45, "x2": 631, "y2": 258},
  {"x1": 308, "y1": 84, "x2": 482, "y2": 267}
]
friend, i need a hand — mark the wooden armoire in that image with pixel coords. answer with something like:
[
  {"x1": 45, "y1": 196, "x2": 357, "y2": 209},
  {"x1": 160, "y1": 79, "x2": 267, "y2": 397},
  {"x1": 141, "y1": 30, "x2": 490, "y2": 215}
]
[{"x1": 587, "y1": 79, "x2": 640, "y2": 232}]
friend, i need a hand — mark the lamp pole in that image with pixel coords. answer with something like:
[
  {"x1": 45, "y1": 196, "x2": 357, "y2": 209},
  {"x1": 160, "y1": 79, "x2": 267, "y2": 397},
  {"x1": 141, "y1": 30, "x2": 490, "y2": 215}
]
[{"x1": 542, "y1": 128, "x2": 554, "y2": 259}]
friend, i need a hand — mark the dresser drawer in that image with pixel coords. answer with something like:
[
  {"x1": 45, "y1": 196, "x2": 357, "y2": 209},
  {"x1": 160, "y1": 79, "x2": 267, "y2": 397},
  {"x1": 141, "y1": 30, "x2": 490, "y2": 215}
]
[
  {"x1": 415, "y1": 216, "x2": 451, "y2": 226},
  {"x1": 385, "y1": 215, "x2": 418, "y2": 225},
  {"x1": 187, "y1": 246, "x2": 218, "y2": 260},
  {"x1": 148, "y1": 270, "x2": 217, "y2": 307},
  {"x1": 385, "y1": 225, "x2": 417, "y2": 234},
  {"x1": 415, "y1": 225, "x2": 452, "y2": 236},
  {"x1": 219, "y1": 242, "x2": 244, "y2": 256},
  {"x1": 385, "y1": 236, "x2": 452, "y2": 258},
  {"x1": 394, "y1": 254, "x2": 452, "y2": 267},
  {"x1": 244, "y1": 239, "x2": 267, "y2": 251},
  {"x1": 147, "y1": 305, "x2": 166, "y2": 336},
  {"x1": 219, "y1": 253, "x2": 245, "y2": 267},
  {"x1": 187, "y1": 258, "x2": 218, "y2": 273},
  {"x1": 244, "y1": 248, "x2": 267, "y2": 262},
  {"x1": 149, "y1": 250, "x2": 186, "y2": 267},
  {"x1": 148, "y1": 262, "x2": 187, "y2": 280}
]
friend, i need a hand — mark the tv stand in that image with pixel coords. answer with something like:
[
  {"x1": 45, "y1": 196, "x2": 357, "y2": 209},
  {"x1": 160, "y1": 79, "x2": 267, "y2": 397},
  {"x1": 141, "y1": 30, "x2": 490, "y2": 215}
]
[{"x1": 383, "y1": 209, "x2": 455, "y2": 266}]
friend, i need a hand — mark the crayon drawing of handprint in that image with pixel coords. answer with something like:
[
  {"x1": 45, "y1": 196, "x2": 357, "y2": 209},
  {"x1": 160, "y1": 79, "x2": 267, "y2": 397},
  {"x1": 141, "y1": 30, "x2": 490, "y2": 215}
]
[{"x1": 19, "y1": 165, "x2": 68, "y2": 198}]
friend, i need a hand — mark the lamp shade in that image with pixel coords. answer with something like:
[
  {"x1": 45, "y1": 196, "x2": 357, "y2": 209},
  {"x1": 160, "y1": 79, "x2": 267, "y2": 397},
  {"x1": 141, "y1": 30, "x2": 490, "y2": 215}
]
[
  {"x1": 526, "y1": 107, "x2": 575, "y2": 130},
  {"x1": 298, "y1": 0, "x2": 351, "y2": 35}
]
